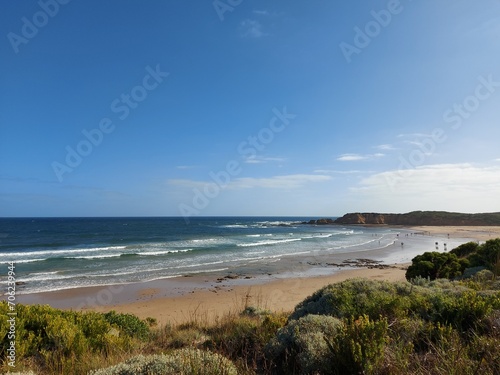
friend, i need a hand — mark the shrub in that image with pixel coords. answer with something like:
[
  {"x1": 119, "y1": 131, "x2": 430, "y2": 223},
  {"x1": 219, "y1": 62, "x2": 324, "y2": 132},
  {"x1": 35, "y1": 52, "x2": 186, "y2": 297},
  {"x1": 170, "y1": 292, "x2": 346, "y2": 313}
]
[
  {"x1": 450, "y1": 241, "x2": 479, "y2": 258},
  {"x1": 406, "y1": 239, "x2": 500, "y2": 281},
  {"x1": 406, "y1": 252, "x2": 468, "y2": 280},
  {"x1": 326, "y1": 315, "x2": 388, "y2": 375},
  {"x1": 0, "y1": 302, "x2": 149, "y2": 373},
  {"x1": 291, "y1": 279, "x2": 413, "y2": 321},
  {"x1": 473, "y1": 239, "x2": 500, "y2": 273},
  {"x1": 89, "y1": 349, "x2": 238, "y2": 375},
  {"x1": 103, "y1": 310, "x2": 150, "y2": 340},
  {"x1": 266, "y1": 314, "x2": 343, "y2": 374},
  {"x1": 206, "y1": 316, "x2": 259, "y2": 357}
]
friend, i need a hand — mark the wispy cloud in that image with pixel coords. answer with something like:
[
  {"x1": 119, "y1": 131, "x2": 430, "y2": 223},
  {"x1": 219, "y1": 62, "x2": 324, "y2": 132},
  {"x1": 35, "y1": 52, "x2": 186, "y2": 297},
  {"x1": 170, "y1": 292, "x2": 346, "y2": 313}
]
[
  {"x1": 231, "y1": 174, "x2": 331, "y2": 189},
  {"x1": 397, "y1": 132, "x2": 432, "y2": 138},
  {"x1": 243, "y1": 155, "x2": 286, "y2": 164},
  {"x1": 253, "y1": 10, "x2": 270, "y2": 16},
  {"x1": 168, "y1": 174, "x2": 331, "y2": 191},
  {"x1": 336, "y1": 153, "x2": 384, "y2": 162},
  {"x1": 313, "y1": 169, "x2": 373, "y2": 175},
  {"x1": 240, "y1": 19, "x2": 266, "y2": 38},
  {"x1": 375, "y1": 144, "x2": 398, "y2": 151}
]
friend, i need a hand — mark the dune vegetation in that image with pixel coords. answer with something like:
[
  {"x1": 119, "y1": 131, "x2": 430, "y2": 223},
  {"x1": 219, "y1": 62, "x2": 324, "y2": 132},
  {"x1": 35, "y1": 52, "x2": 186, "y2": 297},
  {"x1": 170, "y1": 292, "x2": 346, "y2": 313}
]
[{"x1": 2, "y1": 242, "x2": 500, "y2": 374}]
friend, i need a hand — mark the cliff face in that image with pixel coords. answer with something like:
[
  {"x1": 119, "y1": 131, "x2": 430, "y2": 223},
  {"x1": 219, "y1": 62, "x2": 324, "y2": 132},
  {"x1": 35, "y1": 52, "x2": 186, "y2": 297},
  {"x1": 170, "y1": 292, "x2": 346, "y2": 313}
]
[{"x1": 333, "y1": 211, "x2": 500, "y2": 226}]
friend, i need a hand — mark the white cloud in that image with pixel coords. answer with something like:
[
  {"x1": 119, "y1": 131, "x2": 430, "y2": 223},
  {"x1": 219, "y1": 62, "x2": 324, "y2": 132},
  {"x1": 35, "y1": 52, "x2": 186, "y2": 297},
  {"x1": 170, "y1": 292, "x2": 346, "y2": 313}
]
[
  {"x1": 168, "y1": 174, "x2": 331, "y2": 191},
  {"x1": 336, "y1": 153, "x2": 384, "y2": 162},
  {"x1": 231, "y1": 174, "x2": 331, "y2": 189},
  {"x1": 243, "y1": 155, "x2": 286, "y2": 164},
  {"x1": 375, "y1": 144, "x2": 398, "y2": 151},
  {"x1": 314, "y1": 169, "x2": 372, "y2": 175},
  {"x1": 337, "y1": 154, "x2": 368, "y2": 161},
  {"x1": 253, "y1": 10, "x2": 269, "y2": 16},
  {"x1": 240, "y1": 19, "x2": 266, "y2": 38},
  {"x1": 350, "y1": 163, "x2": 500, "y2": 212}
]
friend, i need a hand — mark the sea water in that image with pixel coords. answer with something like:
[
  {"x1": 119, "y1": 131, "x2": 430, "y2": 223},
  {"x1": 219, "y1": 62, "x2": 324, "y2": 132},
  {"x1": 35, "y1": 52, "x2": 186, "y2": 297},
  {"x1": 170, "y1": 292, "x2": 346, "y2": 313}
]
[{"x1": 0, "y1": 217, "x2": 466, "y2": 294}]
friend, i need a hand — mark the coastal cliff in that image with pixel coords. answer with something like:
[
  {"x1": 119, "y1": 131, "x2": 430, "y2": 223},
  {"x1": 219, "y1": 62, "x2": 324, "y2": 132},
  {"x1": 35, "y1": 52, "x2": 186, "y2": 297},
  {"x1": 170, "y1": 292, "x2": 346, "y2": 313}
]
[{"x1": 309, "y1": 211, "x2": 500, "y2": 226}]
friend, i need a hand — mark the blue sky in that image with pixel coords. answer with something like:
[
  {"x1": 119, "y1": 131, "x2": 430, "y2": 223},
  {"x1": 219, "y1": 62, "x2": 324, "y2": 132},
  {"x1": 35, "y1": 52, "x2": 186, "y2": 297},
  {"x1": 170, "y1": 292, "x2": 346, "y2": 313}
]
[{"x1": 1, "y1": 0, "x2": 500, "y2": 217}]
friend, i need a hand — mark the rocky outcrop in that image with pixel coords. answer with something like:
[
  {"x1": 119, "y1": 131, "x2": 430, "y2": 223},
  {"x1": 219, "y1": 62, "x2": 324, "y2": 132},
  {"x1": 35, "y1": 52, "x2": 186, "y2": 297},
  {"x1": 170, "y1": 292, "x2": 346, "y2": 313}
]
[
  {"x1": 305, "y1": 218, "x2": 336, "y2": 225},
  {"x1": 332, "y1": 211, "x2": 500, "y2": 226}
]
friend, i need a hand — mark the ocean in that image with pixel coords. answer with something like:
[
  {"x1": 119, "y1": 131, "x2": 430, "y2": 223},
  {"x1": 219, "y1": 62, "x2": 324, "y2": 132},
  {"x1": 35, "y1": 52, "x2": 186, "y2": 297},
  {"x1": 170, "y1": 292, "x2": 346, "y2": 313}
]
[{"x1": 0, "y1": 217, "x2": 462, "y2": 295}]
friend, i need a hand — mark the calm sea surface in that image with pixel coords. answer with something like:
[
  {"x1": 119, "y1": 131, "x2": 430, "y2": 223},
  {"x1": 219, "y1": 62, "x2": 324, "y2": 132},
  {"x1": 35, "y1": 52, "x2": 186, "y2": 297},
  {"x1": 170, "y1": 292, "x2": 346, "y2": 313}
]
[{"x1": 0, "y1": 217, "x2": 443, "y2": 294}]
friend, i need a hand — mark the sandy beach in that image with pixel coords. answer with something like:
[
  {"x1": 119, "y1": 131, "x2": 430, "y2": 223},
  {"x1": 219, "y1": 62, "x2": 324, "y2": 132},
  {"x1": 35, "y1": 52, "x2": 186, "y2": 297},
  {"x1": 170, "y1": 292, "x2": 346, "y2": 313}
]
[
  {"x1": 409, "y1": 225, "x2": 500, "y2": 241},
  {"x1": 17, "y1": 225, "x2": 500, "y2": 326},
  {"x1": 19, "y1": 264, "x2": 408, "y2": 326}
]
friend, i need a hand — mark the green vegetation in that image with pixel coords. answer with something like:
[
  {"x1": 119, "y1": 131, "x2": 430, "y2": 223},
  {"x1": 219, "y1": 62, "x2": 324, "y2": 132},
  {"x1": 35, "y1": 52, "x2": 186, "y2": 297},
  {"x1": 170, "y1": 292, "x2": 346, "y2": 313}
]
[
  {"x1": 89, "y1": 349, "x2": 238, "y2": 375},
  {"x1": 407, "y1": 239, "x2": 500, "y2": 281},
  {"x1": 335, "y1": 211, "x2": 500, "y2": 225},
  {"x1": 406, "y1": 252, "x2": 469, "y2": 280},
  {"x1": 2, "y1": 243, "x2": 500, "y2": 374},
  {"x1": 0, "y1": 304, "x2": 151, "y2": 373},
  {"x1": 266, "y1": 314, "x2": 343, "y2": 374}
]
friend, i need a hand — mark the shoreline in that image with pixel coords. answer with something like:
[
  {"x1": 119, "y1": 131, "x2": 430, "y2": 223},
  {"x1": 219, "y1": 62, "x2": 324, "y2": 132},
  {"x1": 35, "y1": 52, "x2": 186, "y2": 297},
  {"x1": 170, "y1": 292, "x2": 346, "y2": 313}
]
[
  {"x1": 14, "y1": 225, "x2": 500, "y2": 326},
  {"x1": 19, "y1": 263, "x2": 409, "y2": 326}
]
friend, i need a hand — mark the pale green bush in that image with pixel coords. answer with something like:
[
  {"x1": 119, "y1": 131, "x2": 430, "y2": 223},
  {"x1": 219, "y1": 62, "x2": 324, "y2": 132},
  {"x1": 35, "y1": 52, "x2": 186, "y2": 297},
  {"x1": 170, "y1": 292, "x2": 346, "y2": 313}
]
[
  {"x1": 266, "y1": 314, "x2": 342, "y2": 374},
  {"x1": 290, "y1": 279, "x2": 414, "y2": 321},
  {"x1": 89, "y1": 348, "x2": 237, "y2": 375},
  {"x1": 325, "y1": 315, "x2": 388, "y2": 374}
]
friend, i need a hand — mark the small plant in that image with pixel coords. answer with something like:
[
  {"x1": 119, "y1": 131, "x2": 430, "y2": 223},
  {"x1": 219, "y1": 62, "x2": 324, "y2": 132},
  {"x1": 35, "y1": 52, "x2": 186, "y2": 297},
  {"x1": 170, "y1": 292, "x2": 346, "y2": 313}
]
[
  {"x1": 89, "y1": 348, "x2": 238, "y2": 375},
  {"x1": 266, "y1": 314, "x2": 343, "y2": 374},
  {"x1": 325, "y1": 315, "x2": 388, "y2": 375},
  {"x1": 103, "y1": 310, "x2": 150, "y2": 340}
]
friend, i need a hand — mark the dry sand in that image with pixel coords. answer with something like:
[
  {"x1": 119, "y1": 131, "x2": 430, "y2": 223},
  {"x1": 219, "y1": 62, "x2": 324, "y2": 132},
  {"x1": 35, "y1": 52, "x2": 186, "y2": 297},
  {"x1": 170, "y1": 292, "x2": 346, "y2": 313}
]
[
  {"x1": 409, "y1": 225, "x2": 500, "y2": 242},
  {"x1": 19, "y1": 265, "x2": 408, "y2": 326},
  {"x1": 19, "y1": 225, "x2": 500, "y2": 326},
  {"x1": 89, "y1": 265, "x2": 408, "y2": 326}
]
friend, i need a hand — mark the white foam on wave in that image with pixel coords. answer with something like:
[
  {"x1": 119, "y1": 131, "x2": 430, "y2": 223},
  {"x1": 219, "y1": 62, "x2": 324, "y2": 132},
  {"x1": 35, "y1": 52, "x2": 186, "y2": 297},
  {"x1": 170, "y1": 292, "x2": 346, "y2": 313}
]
[
  {"x1": 71, "y1": 253, "x2": 128, "y2": 260},
  {"x1": 256, "y1": 221, "x2": 298, "y2": 227},
  {"x1": 20, "y1": 272, "x2": 75, "y2": 282},
  {"x1": 0, "y1": 245, "x2": 127, "y2": 259},
  {"x1": 237, "y1": 238, "x2": 302, "y2": 247},
  {"x1": 140, "y1": 248, "x2": 193, "y2": 256},
  {"x1": 8, "y1": 258, "x2": 46, "y2": 264},
  {"x1": 302, "y1": 233, "x2": 334, "y2": 239},
  {"x1": 219, "y1": 224, "x2": 249, "y2": 229}
]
